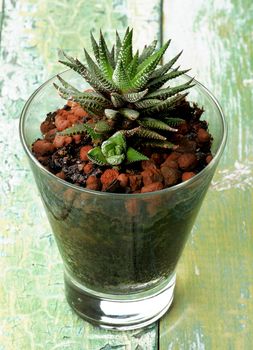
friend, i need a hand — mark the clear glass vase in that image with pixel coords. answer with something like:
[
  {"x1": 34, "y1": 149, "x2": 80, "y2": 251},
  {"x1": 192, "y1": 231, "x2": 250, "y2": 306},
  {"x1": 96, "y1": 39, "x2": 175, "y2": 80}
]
[{"x1": 19, "y1": 70, "x2": 227, "y2": 330}]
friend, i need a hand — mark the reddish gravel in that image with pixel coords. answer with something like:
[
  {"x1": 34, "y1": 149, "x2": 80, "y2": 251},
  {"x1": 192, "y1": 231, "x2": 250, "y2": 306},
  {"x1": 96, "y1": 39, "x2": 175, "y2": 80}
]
[{"x1": 32, "y1": 100, "x2": 213, "y2": 194}]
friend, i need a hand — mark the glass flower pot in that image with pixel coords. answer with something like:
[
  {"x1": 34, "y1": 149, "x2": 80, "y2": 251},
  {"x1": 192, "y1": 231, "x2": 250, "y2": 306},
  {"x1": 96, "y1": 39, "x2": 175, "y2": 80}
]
[{"x1": 19, "y1": 70, "x2": 227, "y2": 330}]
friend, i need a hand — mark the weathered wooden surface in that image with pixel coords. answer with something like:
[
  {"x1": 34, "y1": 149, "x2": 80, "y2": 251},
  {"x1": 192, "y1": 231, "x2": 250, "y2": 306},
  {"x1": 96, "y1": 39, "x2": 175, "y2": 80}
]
[
  {"x1": 1, "y1": 0, "x2": 252, "y2": 348},
  {"x1": 160, "y1": 0, "x2": 253, "y2": 349},
  {"x1": 0, "y1": 0, "x2": 160, "y2": 349}
]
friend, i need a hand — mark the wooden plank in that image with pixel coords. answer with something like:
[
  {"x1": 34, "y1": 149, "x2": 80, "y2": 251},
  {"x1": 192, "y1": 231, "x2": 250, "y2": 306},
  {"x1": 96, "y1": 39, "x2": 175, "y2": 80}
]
[{"x1": 160, "y1": 0, "x2": 253, "y2": 348}]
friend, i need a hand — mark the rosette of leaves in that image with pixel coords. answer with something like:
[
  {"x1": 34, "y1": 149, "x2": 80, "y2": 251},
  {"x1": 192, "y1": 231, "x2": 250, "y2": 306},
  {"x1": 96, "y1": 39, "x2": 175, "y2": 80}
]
[
  {"x1": 88, "y1": 131, "x2": 149, "y2": 166},
  {"x1": 54, "y1": 28, "x2": 194, "y2": 166}
]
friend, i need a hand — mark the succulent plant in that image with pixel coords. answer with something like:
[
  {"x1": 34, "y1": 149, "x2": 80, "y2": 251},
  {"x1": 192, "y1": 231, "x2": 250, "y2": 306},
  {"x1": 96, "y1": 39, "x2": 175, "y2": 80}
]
[{"x1": 54, "y1": 28, "x2": 194, "y2": 166}]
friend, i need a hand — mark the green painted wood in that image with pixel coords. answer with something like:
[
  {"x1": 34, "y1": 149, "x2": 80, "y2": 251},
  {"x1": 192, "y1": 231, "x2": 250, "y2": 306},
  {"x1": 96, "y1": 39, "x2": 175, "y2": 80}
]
[
  {"x1": 160, "y1": 0, "x2": 253, "y2": 348},
  {"x1": 0, "y1": 0, "x2": 162, "y2": 349}
]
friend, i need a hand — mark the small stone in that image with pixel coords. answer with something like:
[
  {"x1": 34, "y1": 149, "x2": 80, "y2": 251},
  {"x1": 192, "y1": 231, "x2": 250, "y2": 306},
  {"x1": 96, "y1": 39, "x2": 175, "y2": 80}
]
[
  {"x1": 197, "y1": 128, "x2": 211, "y2": 143},
  {"x1": 129, "y1": 174, "x2": 142, "y2": 192},
  {"x1": 206, "y1": 154, "x2": 213, "y2": 164},
  {"x1": 141, "y1": 182, "x2": 163, "y2": 193},
  {"x1": 178, "y1": 153, "x2": 197, "y2": 171},
  {"x1": 161, "y1": 167, "x2": 181, "y2": 186},
  {"x1": 141, "y1": 168, "x2": 163, "y2": 186},
  {"x1": 83, "y1": 162, "x2": 93, "y2": 174},
  {"x1": 33, "y1": 139, "x2": 55, "y2": 155},
  {"x1": 177, "y1": 122, "x2": 189, "y2": 135},
  {"x1": 151, "y1": 153, "x2": 164, "y2": 165},
  {"x1": 56, "y1": 171, "x2": 66, "y2": 180},
  {"x1": 80, "y1": 145, "x2": 93, "y2": 161},
  {"x1": 141, "y1": 160, "x2": 157, "y2": 170},
  {"x1": 101, "y1": 169, "x2": 119, "y2": 190},
  {"x1": 161, "y1": 159, "x2": 178, "y2": 169},
  {"x1": 53, "y1": 135, "x2": 72, "y2": 148},
  {"x1": 182, "y1": 172, "x2": 196, "y2": 182},
  {"x1": 86, "y1": 175, "x2": 101, "y2": 190},
  {"x1": 118, "y1": 173, "x2": 129, "y2": 187}
]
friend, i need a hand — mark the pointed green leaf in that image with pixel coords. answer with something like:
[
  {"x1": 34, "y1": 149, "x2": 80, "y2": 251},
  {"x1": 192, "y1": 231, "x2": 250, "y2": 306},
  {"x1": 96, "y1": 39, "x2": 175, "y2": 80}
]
[
  {"x1": 134, "y1": 98, "x2": 161, "y2": 109},
  {"x1": 138, "y1": 39, "x2": 158, "y2": 64},
  {"x1": 115, "y1": 30, "x2": 122, "y2": 61},
  {"x1": 114, "y1": 28, "x2": 133, "y2": 72},
  {"x1": 128, "y1": 127, "x2": 166, "y2": 140},
  {"x1": 90, "y1": 32, "x2": 100, "y2": 63},
  {"x1": 58, "y1": 123, "x2": 102, "y2": 141},
  {"x1": 94, "y1": 120, "x2": 112, "y2": 133},
  {"x1": 83, "y1": 50, "x2": 118, "y2": 92},
  {"x1": 151, "y1": 50, "x2": 183, "y2": 78},
  {"x1": 119, "y1": 108, "x2": 139, "y2": 120},
  {"x1": 56, "y1": 75, "x2": 81, "y2": 95},
  {"x1": 104, "y1": 109, "x2": 119, "y2": 120},
  {"x1": 110, "y1": 45, "x2": 115, "y2": 68},
  {"x1": 54, "y1": 83, "x2": 111, "y2": 113},
  {"x1": 126, "y1": 147, "x2": 149, "y2": 163},
  {"x1": 142, "y1": 140, "x2": 175, "y2": 149},
  {"x1": 58, "y1": 50, "x2": 76, "y2": 64},
  {"x1": 110, "y1": 92, "x2": 125, "y2": 108},
  {"x1": 138, "y1": 117, "x2": 178, "y2": 132},
  {"x1": 99, "y1": 31, "x2": 114, "y2": 79},
  {"x1": 88, "y1": 147, "x2": 108, "y2": 165},
  {"x1": 147, "y1": 68, "x2": 190, "y2": 91},
  {"x1": 112, "y1": 60, "x2": 132, "y2": 91},
  {"x1": 141, "y1": 93, "x2": 188, "y2": 116},
  {"x1": 146, "y1": 78, "x2": 194, "y2": 100},
  {"x1": 126, "y1": 50, "x2": 139, "y2": 77},
  {"x1": 164, "y1": 117, "x2": 185, "y2": 127},
  {"x1": 123, "y1": 89, "x2": 148, "y2": 103},
  {"x1": 58, "y1": 59, "x2": 110, "y2": 95},
  {"x1": 131, "y1": 40, "x2": 170, "y2": 90}
]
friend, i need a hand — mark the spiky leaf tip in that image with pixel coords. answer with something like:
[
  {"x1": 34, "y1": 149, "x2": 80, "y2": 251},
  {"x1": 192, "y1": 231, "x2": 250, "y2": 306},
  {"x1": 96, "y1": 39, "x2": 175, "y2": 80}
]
[
  {"x1": 126, "y1": 147, "x2": 149, "y2": 163},
  {"x1": 58, "y1": 123, "x2": 102, "y2": 141}
]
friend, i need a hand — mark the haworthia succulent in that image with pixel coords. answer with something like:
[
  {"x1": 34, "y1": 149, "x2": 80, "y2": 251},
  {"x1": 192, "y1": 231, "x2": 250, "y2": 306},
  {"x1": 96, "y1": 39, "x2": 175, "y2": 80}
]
[{"x1": 55, "y1": 28, "x2": 194, "y2": 166}]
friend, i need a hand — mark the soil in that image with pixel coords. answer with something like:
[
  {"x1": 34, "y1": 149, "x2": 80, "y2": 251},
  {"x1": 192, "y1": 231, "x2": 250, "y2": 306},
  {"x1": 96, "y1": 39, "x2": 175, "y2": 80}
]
[{"x1": 32, "y1": 99, "x2": 213, "y2": 193}]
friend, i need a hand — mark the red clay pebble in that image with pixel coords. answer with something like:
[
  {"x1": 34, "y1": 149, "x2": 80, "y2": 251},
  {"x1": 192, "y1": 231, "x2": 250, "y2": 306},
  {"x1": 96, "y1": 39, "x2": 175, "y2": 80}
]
[
  {"x1": 117, "y1": 173, "x2": 129, "y2": 187},
  {"x1": 67, "y1": 113, "x2": 79, "y2": 124},
  {"x1": 128, "y1": 175, "x2": 142, "y2": 192},
  {"x1": 161, "y1": 167, "x2": 181, "y2": 186},
  {"x1": 55, "y1": 171, "x2": 66, "y2": 180},
  {"x1": 161, "y1": 159, "x2": 178, "y2": 169},
  {"x1": 141, "y1": 168, "x2": 163, "y2": 186},
  {"x1": 151, "y1": 153, "x2": 164, "y2": 165},
  {"x1": 182, "y1": 172, "x2": 196, "y2": 182},
  {"x1": 141, "y1": 160, "x2": 157, "y2": 170},
  {"x1": 40, "y1": 120, "x2": 55, "y2": 134},
  {"x1": 44, "y1": 128, "x2": 57, "y2": 141},
  {"x1": 33, "y1": 139, "x2": 55, "y2": 155},
  {"x1": 197, "y1": 128, "x2": 211, "y2": 143},
  {"x1": 53, "y1": 135, "x2": 72, "y2": 148},
  {"x1": 141, "y1": 182, "x2": 163, "y2": 193},
  {"x1": 86, "y1": 175, "x2": 101, "y2": 190},
  {"x1": 83, "y1": 162, "x2": 93, "y2": 174},
  {"x1": 178, "y1": 153, "x2": 197, "y2": 171},
  {"x1": 72, "y1": 134, "x2": 81, "y2": 144},
  {"x1": 177, "y1": 122, "x2": 189, "y2": 135},
  {"x1": 206, "y1": 154, "x2": 213, "y2": 164},
  {"x1": 101, "y1": 169, "x2": 119, "y2": 190},
  {"x1": 72, "y1": 106, "x2": 89, "y2": 118},
  {"x1": 80, "y1": 145, "x2": 93, "y2": 161},
  {"x1": 55, "y1": 110, "x2": 71, "y2": 131}
]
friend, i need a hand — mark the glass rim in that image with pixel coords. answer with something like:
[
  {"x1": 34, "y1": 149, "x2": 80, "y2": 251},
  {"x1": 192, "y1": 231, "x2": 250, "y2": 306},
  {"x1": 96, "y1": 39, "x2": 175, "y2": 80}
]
[{"x1": 19, "y1": 69, "x2": 227, "y2": 198}]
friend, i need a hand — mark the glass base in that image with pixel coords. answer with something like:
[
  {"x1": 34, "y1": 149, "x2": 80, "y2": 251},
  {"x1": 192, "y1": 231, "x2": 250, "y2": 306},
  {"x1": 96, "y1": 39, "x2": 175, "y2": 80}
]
[{"x1": 64, "y1": 271, "x2": 176, "y2": 330}]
